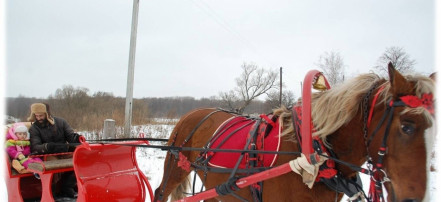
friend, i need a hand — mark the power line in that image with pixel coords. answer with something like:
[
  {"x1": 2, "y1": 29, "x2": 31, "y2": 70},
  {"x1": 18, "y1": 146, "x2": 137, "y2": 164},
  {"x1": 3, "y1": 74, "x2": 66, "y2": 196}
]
[
  {"x1": 187, "y1": 0, "x2": 281, "y2": 71},
  {"x1": 188, "y1": 0, "x2": 258, "y2": 52}
]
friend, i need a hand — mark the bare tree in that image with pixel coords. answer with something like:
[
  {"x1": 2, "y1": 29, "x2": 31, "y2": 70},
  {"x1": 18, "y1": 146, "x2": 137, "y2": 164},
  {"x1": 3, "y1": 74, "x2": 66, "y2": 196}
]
[
  {"x1": 315, "y1": 51, "x2": 345, "y2": 85},
  {"x1": 219, "y1": 90, "x2": 240, "y2": 112},
  {"x1": 265, "y1": 90, "x2": 295, "y2": 109},
  {"x1": 375, "y1": 46, "x2": 416, "y2": 75},
  {"x1": 220, "y1": 62, "x2": 279, "y2": 114}
]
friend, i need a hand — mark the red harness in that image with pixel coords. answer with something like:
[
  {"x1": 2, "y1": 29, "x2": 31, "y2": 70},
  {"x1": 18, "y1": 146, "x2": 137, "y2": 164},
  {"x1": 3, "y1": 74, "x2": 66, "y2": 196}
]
[{"x1": 206, "y1": 115, "x2": 281, "y2": 169}]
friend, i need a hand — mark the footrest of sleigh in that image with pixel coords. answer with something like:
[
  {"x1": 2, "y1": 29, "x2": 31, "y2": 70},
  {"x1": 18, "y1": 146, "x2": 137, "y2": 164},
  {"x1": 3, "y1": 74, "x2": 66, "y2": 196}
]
[{"x1": 72, "y1": 141, "x2": 154, "y2": 202}]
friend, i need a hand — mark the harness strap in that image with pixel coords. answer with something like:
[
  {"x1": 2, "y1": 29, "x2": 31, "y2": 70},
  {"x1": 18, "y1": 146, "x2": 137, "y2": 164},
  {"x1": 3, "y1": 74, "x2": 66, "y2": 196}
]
[
  {"x1": 207, "y1": 117, "x2": 250, "y2": 148},
  {"x1": 367, "y1": 85, "x2": 385, "y2": 128},
  {"x1": 292, "y1": 104, "x2": 303, "y2": 152},
  {"x1": 157, "y1": 132, "x2": 179, "y2": 201},
  {"x1": 191, "y1": 162, "x2": 271, "y2": 173},
  {"x1": 259, "y1": 114, "x2": 276, "y2": 127},
  {"x1": 215, "y1": 176, "x2": 241, "y2": 196},
  {"x1": 181, "y1": 110, "x2": 224, "y2": 147},
  {"x1": 320, "y1": 174, "x2": 366, "y2": 201},
  {"x1": 368, "y1": 100, "x2": 408, "y2": 202},
  {"x1": 312, "y1": 135, "x2": 367, "y2": 201},
  {"x1": 247, "y1": 120, "x2": 265, "y2": 202},
  {"x1": 367, "y1": 105, "x2": 390, "y2": 146},
  {"x1": 224, "y1": 120, "x2": 262, "y2": 201}
]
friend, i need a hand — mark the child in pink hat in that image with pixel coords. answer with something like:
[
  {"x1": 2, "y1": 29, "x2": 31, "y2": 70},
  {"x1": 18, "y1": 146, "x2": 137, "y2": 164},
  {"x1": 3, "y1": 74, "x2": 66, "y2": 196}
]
[{"x1": 6, "y1": 123, "x2": 42, "y2": 173}]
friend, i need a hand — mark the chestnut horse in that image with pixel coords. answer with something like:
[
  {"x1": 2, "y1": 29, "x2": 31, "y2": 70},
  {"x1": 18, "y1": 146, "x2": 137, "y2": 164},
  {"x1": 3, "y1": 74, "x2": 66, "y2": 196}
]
[{"x1": 154, "y1": 64, "x2": 434, "y2": 202}]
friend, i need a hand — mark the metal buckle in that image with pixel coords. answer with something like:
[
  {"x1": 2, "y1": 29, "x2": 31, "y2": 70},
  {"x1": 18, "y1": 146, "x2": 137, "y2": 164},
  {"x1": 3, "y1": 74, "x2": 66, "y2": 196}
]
[
  {"x1": 371, "y1": 169, "x2": 391, "y2": 184},
  {"x1": 378, "y1": 149, "x2": 387, "y2": 156}
]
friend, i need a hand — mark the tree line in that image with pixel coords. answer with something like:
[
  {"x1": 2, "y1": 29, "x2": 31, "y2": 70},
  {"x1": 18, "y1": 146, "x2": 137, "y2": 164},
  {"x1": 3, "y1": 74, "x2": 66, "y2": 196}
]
[
  {"x1": 5, "y1": 62, "x2": 295, "y2": 132},
  {"x1": 5, "y1": 86, "x2": 278, "y2": 131}
]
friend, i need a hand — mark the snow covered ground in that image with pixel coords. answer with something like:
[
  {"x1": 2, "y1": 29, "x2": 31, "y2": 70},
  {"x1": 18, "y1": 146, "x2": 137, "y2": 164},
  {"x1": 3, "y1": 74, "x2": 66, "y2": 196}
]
[
  {"x1": 1, "y1": 121, "x2": 438, "y2": 201},
  {"x1": 134, "y1": 122, "x2": 440, "y2": 202}
]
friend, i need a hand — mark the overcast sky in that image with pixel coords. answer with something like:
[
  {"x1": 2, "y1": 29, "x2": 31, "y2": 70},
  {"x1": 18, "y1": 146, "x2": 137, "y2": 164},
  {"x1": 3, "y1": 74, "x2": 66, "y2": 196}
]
[
  {"x1": 1, "y1": 1, "x2": 441, "y2": 200},
  {"x1": 4, "y1": 0, "x2": 437, "y2": 99}
]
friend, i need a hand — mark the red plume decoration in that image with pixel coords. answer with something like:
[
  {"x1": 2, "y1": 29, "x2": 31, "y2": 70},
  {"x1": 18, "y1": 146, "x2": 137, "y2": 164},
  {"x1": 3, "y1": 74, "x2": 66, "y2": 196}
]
[{"x1": 400, "y1": 93, "x2": 434, "y2": 114}]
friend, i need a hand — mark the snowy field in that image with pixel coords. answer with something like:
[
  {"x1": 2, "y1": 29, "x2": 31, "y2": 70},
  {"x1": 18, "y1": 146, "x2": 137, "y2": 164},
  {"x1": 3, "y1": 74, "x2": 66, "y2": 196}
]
[
  {"x1": 134, "y1": 122, "x2": 440, "y2": 202},
  {"x1": 1, "y1": 120, "x2": 439, "y2": 201}
]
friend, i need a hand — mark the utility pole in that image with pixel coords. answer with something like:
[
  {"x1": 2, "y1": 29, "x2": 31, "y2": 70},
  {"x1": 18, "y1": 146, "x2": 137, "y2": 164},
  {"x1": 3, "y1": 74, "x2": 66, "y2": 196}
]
[
  {"x1": 124, "y1": 0, "x2": 140, "y2": 137},
  {"x1": 279, "y1": 67, "x2": 282, "y2": 107}
]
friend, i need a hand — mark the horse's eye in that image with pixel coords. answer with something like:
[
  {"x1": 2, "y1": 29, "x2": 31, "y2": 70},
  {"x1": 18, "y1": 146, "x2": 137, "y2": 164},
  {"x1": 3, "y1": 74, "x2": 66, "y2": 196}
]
[{"x1": 401, "y1": 123, "x2": 415, "y2": 135}]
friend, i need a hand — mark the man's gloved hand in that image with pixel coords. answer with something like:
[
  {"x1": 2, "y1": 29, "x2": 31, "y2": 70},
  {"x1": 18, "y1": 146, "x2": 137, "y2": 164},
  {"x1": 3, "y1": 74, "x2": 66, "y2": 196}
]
[
  {"x1": 45, "y1": 142, "x2": 55, "y2": 152},
  {"x1": 69, "y1": 135, "x2": 85, "y2": 152},
  {"x1": 45, "y1": 142, "x2": 68, "y2": 153},
  {"x1": 73, "y1": 133, "x2": 84, "y2": 143}
]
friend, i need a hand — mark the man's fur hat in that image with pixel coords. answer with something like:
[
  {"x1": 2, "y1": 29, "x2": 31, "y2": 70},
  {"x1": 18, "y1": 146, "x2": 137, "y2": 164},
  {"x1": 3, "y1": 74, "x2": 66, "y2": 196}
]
[{"x1": 27, "y1": 103, "x2": 54, "y2": 125}]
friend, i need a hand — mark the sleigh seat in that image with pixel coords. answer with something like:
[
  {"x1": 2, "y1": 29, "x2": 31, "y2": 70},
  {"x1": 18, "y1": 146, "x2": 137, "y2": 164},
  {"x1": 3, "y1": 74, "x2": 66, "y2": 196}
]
[{"x1": 4, "y1": 122, "x2": 74, "y2": 202}]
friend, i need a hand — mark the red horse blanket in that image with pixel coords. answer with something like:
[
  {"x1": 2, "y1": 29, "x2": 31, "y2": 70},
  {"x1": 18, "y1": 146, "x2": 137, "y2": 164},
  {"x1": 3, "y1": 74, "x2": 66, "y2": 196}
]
[{"x1": 207, "y1": 116, "x2": 281, "y2": 169}]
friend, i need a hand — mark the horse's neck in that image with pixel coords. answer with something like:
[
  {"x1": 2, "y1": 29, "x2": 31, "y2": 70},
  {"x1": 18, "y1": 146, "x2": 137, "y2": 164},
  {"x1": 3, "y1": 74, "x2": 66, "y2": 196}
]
[{"x1": 327, "y1": 116, "x2": 367, "y2": 177}]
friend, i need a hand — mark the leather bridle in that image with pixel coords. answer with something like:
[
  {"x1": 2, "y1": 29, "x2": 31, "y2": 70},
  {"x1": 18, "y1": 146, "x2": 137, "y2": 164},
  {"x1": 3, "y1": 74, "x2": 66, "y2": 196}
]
[{"x1": 362, "y1": 83, "x2": 433, "y2": 202}]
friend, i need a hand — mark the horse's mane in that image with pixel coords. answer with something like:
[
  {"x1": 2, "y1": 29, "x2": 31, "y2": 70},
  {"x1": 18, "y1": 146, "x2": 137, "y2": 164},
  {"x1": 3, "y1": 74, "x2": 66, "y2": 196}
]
[
  {"x1": 273, "y1": 72, "x2": 434, "y2": 142},
  {"x1": 311, "y1": 73, "x2": 383, "y2": 139}
]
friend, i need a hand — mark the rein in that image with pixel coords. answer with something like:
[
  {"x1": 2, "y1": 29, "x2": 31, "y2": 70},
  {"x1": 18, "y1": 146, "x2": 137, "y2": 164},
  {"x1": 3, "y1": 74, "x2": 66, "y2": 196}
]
[
  {"x1": 362, "y1": 83, "x2": 391, "y2": 202},
  {"x1": 81, "y1": 139, "x2": 372, "y2": 175},
  {"x1": 72, "y1": 136, "x2": 377, "y2": 200},
  {"x1": 76, "y1": 137, "x2": 365, "y2": 171}
]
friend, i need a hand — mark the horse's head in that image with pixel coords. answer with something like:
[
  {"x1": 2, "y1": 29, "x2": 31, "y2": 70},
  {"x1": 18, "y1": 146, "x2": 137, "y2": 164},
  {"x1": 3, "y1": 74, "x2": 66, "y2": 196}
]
[{"x1": 369, "y1": 63, "x2": 435, "y2": 201}]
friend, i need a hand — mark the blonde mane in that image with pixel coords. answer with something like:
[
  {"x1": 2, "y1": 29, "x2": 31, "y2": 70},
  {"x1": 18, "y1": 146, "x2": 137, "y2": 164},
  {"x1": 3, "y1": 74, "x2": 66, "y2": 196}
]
[
  {"x1": 274, "y1": 72, "x2": 434, "y2": 142},
  {"x1": 311, "y1": 73, "x2": 382, "y2": 139}
]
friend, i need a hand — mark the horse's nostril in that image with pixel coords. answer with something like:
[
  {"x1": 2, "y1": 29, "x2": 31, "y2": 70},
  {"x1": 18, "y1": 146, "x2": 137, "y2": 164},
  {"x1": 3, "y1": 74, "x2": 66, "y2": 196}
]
[{"x1": 402, "y1": 199, "x2": 419, "y2": 202}]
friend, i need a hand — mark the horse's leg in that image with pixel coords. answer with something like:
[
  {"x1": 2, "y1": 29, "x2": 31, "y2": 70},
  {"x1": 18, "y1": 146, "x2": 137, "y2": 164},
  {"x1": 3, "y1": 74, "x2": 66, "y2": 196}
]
[
  {"x1": 155, "y1": 109, "x2": 220, "y2": 201},
  {"x1": 155, "y1": 108, "x2": 237, "y2": 201},
  {"x1": 154, "y1": 152, "x2": 191, "y2": 202}
]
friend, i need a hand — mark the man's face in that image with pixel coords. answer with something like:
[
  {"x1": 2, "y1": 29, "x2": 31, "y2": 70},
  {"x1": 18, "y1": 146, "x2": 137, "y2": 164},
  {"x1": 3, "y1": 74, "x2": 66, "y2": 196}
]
[{"x1": 34, "y1": 113, "x2": 47, "y2": 123}]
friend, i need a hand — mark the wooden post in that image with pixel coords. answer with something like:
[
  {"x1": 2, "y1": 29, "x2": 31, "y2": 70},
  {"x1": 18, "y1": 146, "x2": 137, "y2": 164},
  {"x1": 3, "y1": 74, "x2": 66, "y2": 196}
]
[
  {"x1": 279, "y1": 67, "x2": 282, "y2": 107},
  {"x1": 103, "y1": 119, "x2": 116, "y2": 139},
  {"x1": 124, "y1": 0, "x2": 140, "y2": 137}
]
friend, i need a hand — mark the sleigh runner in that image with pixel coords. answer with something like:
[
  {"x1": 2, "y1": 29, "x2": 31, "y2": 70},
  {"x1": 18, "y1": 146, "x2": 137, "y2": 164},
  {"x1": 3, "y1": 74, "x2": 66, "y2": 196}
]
[{"x1": 5, "y1": 65, "x2": 435, "y2": 202}]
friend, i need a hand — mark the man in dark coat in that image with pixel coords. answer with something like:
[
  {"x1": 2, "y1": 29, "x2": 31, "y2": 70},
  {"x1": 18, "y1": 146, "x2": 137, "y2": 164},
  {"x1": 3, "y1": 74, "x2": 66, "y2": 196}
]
[{"x1": 28, "y1": 103, "x2": 84, "y2": 199}]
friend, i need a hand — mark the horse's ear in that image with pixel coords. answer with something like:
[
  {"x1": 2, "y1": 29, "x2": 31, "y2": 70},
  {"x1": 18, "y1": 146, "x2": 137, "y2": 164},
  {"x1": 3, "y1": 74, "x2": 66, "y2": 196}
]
[
  {"x1": 388, "y1": 62, "x2": 412, "y2": 98},
  {"x1": 429, "y1": 72, "x2": 436, "y2": 81}
]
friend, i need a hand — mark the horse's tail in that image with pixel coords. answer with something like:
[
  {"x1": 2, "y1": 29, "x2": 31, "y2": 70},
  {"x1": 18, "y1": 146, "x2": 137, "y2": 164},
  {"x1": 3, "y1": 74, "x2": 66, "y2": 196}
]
[{"x1": 170, "y1": 174, "x2": 191, "y2": 201}]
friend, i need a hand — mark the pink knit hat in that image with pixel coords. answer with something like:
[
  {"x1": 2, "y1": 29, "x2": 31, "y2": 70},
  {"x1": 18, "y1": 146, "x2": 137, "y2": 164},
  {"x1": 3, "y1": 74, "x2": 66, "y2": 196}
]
[{"x1": 7, "y1": 123, "x2": 29, "y2": 140}]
